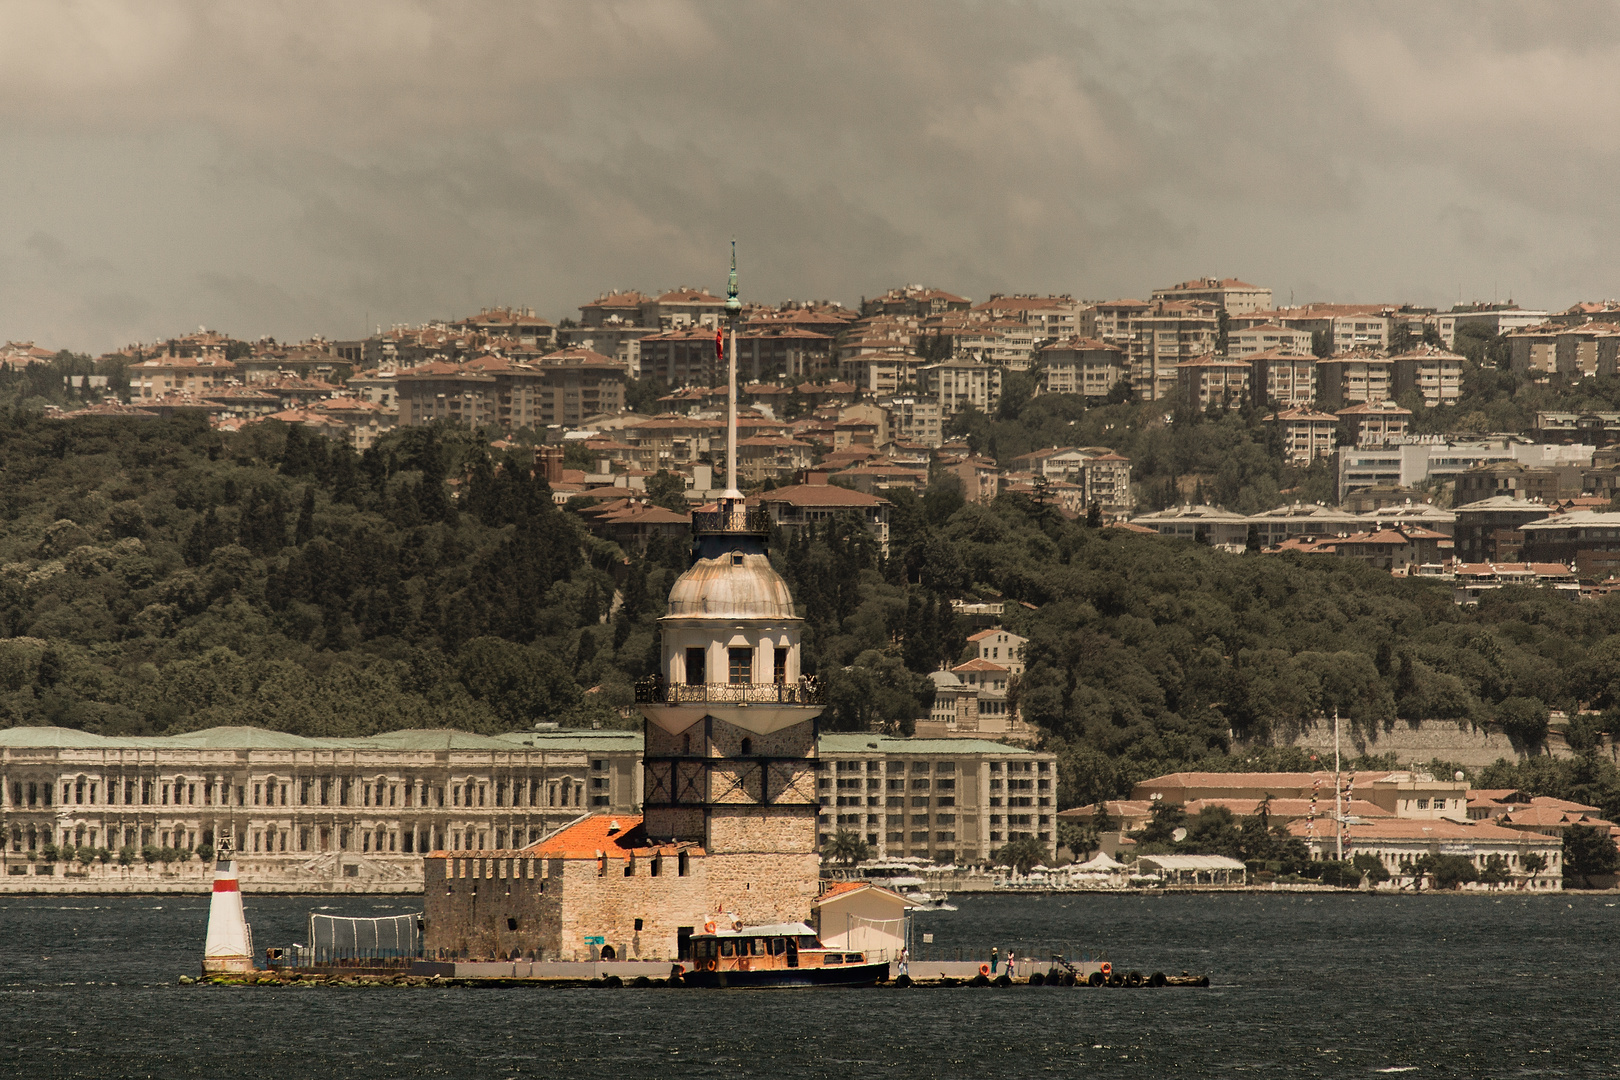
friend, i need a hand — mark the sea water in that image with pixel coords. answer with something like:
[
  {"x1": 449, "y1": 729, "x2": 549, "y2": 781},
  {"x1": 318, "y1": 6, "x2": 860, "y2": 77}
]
[{"x1": 1, "y1": 890, "x2": 1615, "y2": 1077}]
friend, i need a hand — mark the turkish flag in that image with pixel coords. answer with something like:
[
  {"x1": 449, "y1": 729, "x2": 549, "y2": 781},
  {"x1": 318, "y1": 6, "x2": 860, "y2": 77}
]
[{"x1": 715, "y1": 328, "x2": 724, "y2": 364}]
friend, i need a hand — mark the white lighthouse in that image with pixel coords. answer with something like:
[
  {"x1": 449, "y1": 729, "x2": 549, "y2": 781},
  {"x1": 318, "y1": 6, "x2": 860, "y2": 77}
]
[
  {"x1": 201, "y1": 839, "x2": 255, "y2": 974},
  {"x1": 634, "y1": 244, "x2": 824, "y2": 907}
]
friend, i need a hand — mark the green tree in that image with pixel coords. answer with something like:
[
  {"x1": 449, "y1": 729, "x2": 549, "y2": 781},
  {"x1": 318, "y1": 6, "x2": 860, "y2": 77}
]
[
  {"x1": 645, "y1": 470, "x2": 688, "y2": 511},
  {"x1": 1563, "y1": 823, "x2": 1619, "y2": 887},
  {"x1": 822, "y1": 829, "x2": 871, "y2": 866},
  {"x1": 996, "y1": 836, "x2": 1048, "y2": 873},
  {"x1": 1352, "y1": 852, "x2": 1390, "y2": 884}
]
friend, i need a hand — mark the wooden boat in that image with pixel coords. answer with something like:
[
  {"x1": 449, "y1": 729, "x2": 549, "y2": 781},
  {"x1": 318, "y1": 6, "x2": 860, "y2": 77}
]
[{"x1": 682, "y1": 920, "x2": 889, "y2": 988}]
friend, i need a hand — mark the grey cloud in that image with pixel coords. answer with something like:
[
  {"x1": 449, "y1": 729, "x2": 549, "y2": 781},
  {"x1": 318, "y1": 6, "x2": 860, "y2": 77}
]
[{"x1": 3, "y1": 1, "x2": 1620, "y2": 351}]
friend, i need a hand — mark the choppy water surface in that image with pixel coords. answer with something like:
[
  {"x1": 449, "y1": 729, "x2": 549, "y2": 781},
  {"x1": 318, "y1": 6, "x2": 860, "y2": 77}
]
[{"x1": 2, "y1": 890, "x2": 1617, "y2": 1077}]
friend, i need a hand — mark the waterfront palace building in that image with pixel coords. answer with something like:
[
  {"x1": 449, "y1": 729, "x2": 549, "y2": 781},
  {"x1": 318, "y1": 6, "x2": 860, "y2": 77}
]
[{"x1": 0, "y1": 725, "x2": 643, "y2": 876}]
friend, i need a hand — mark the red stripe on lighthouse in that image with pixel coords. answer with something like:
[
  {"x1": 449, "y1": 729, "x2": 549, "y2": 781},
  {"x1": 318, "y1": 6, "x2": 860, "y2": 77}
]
[{"x1": 213, "y1": 878, "x2": 239, "y2": 892}]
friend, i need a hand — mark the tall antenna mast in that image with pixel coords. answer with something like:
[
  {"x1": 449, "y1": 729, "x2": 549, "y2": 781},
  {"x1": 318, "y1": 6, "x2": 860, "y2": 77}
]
[
  {"x1": 1334, "y1": 706, "x2": 1343, "y2": 863},
  {"x1": 724, "y1": 239, "x2": 742, "y2": 500}
]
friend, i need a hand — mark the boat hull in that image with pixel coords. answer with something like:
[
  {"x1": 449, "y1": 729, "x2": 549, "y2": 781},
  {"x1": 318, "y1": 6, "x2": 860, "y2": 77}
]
[{"x1": 684, "y1": 961, "x2": 889, "y2": 988}]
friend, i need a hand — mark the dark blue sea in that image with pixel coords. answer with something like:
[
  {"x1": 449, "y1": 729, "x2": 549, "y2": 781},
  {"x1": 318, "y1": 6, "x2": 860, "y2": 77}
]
[{"x1": 2, "y1": 890, "x2": 1616, "y2": 1077}]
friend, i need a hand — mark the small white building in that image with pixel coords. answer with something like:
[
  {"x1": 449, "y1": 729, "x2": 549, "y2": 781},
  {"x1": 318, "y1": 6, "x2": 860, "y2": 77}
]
[{"x1": 812, "y1": 881, "x2": 925, "y2": 962}]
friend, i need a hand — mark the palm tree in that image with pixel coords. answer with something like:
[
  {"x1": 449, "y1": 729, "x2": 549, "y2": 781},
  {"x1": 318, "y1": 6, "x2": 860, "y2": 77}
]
[{"x1": 822, "y1": 829, "x2": 871, "y2": 866}]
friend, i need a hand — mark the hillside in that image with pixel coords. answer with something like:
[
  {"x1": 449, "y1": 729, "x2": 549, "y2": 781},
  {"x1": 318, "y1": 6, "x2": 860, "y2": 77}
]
[{"x1": 3, "y1": 413, "x2": 1620, "y2": 816}]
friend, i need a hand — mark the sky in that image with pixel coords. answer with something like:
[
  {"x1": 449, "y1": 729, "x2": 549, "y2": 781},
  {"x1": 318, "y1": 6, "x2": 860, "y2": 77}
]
[{"x1": 3, "y1": 0, "x2": 1619, "y2": 354}]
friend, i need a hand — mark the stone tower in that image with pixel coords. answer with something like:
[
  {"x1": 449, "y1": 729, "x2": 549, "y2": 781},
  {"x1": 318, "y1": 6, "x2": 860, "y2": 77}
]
[{"x1": 635, "y1": 244, "x2": 824, "y2": 920}]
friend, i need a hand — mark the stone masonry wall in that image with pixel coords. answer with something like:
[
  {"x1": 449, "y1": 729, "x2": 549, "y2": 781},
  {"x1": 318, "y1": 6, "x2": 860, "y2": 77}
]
[
  {"x1": 1283, "y1": 719, "x2": 1521, "y2": 769},
  {"x1": 555, "y1": 855, "x2": 713, "y2": 962},
  {"x1": 422, "y1": 854, "x2": 561, "y2": 960}
]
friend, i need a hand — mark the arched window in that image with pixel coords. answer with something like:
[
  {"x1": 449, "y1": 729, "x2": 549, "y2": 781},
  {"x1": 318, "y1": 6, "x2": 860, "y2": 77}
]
[{"x1": 741, "y1": 738, "x2": 753, "y2": 756}]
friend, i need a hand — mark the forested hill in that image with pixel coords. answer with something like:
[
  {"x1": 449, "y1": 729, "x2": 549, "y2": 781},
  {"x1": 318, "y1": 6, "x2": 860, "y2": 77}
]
[{"x1": 2, "y1": 413, "x2": 1619, "y2": 814}]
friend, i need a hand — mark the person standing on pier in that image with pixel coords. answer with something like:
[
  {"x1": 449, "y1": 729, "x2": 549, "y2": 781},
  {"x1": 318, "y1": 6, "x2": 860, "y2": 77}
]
[{"x1": 990, "y1": 946, "x2": 999, "y2": 974}]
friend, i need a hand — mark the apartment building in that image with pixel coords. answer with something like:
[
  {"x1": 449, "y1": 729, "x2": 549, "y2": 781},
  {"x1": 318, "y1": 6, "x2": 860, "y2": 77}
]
[
  {"x1": 951, "y1": 320, "x2": 1037, "y2": 369},
  {"x1": 1131, "y1": 301, "x2": 1220, "y2": 402},
  {"x1": 0, "y1": 726, "x2": 641, "y2": 883},
  {"x1": 860, "y1": 286, "x2": 972, "y2": 319},
  {"x1": 1176, "y1": 354, "x2": 1251, "y2": 412},
  {"x1": 1232, "y1": 305, "x2": 1393, "y2": 355},
  {"x1": 129, "y1": 358, "x2": 238, "y2": 399},
  {"x1": 1151, "y1": 277, "x2": 1274, "y2": 314},
  {"x1": 394, "y1": 351, "x2": 629, "y2": 431},
  {"x1": 816, "y1": 734, "x2": 1057, "y2": 864},
  {"x1": 970, "y1": 295, "x2": 1089, "y2": 343},
  {"x1": 451, "y1": 307, "x2": 557, "y2": 350},
  {"x1": 1263, "y1": 407, "x2": 1340, "y2": 464},
  {"x1": 840, "y1": 350, "x2": 927, "y2": 397},
  {"x1": 1037, "y1": 338, "x2": 1126, "y2": 399},
  {"x1": 1249, "y1": 348, "x2": 1318, "y2": 409},
  {"x1": 1229, "y1": 323, "x2": 1313, "y2": 357},
  {"x1": 1336, "y1": 400, "x2": 1412, "y2": 446},
  {"x1": 394, "y1": 363, "x2": 500, "y2": 427},
  {"x1": 1507, "y1": 322, "x2": 1620, "y2": 378},
  {"x1": 882, "y1": 395, "x2": 944, "y2": 448},
  {"x1": 1336, "y1": 440, "x2": 1594, "y2": 497},
  {"x1": 1520, "y1": 510, "x2": 1620, "y2": 578},
  {"x1": 1129, "y1": 504, "x2": 1251, "y2": 548},
  {"x1": 756, "y1": 484, "x2": 892, "y2": 555},
  {"x1": 920, "y1": 359, "x2": 1002, "y2": 415},
  {"x1": 639, "y1": 325, "x2": 723, "y2": 387},
  {"x1": 1315, "y1": 353, "x2": 1394, "y2": 410},
  {"x1": 1091, "y1": 299, "x2": 1153, "y2": 345},
  {"x1": 734, "y1": 436, "x2": 813, "y2": 486},
  {"x1": 1391, "y1": 345, "x2": 1463, "y2": 407},
  {"x1": 1081, "y1": 451, "x2": 1135, "y2": 514}
]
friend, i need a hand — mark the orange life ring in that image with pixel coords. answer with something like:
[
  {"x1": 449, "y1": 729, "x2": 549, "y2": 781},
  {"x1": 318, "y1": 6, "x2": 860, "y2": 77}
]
[
  {"x1": 702, "y1": 958, "x2": 716, "y2": 971},
  {"x1": 1100, "y1": 962, "x2": 1112, "y2": 975},
  {"x1": 703, "y1": 921, "x2": 717, "y2": 933},
  {"x1": 979, "y1": 963, "x2": 990, "y2": 976}
]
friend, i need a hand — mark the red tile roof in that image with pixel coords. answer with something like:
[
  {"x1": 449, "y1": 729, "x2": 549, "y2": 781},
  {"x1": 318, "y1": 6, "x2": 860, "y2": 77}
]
[{"x1": 521, "y1": 814, "x2": 699, "y2": 859}]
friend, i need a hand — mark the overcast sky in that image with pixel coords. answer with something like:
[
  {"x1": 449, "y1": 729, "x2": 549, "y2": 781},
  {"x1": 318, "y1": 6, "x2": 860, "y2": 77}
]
[{"x1": 2, "y1": 1, "x2": 1617, "y2": 354}]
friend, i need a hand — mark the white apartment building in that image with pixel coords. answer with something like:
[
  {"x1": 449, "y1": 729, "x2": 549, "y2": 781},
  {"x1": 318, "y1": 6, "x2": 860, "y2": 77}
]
[
  {"x1": 1316, "y1": 354, "x2": 1394, "y2": 411},
  {"x1": 920, "y1": 359, "x2": 1002, "y2": 415},
  {"x1": 817, "y1": 734, "x2": 1057, "y2": 864},
  {"x1": 1151, "y1": 277, "x2": 1274, "y2": 314},
  {"x1": 1229, "y1": 323, "x2": 1314, "y2": 357},
  {"x1": 1336, "y1": 438, "x2": 1595, "y2": 495},
  {"x1": 1391, "y1": 346, "x2": 1464, "y2": 407},
  {"x1": 1037, "y1": 338, "x2": 1126, "y2": 399},
  {"x1": 1250, "y1": 349, "x2": 1318, "y2": 409}
]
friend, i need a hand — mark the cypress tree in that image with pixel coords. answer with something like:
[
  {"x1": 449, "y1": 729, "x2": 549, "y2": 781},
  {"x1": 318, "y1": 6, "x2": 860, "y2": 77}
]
[{"x1": 295, "y1": 486, "x2": 315, "y2": 546}]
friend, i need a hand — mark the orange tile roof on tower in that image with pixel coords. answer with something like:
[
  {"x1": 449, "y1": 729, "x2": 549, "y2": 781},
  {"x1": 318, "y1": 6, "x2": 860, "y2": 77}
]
[{"x1": 520, "y1": 814, "x2": 700, "y2": 859}]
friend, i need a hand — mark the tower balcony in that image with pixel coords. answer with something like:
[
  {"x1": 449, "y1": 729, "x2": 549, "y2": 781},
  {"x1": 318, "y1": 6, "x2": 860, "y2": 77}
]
[
  {"x1": 635, "y1": 676, "x2": 826, "y2": 736},
  {"x1": 635, "y1": 676, "x2": 823, "y2": 707}
]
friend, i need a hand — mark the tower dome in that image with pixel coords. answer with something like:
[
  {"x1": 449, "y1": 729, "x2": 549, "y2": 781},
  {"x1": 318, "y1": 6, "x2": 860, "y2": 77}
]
[{"x1": 666, "y1": 551, "x2": 797, "y2": 620}]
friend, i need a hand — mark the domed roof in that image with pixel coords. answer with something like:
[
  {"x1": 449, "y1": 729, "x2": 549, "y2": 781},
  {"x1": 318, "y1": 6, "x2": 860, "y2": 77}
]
[{"x1": 665, "y1": 552, "x2": 798, "y2": 620}]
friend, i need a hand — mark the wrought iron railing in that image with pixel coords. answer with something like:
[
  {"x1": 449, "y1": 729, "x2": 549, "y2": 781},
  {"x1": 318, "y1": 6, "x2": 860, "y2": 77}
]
[
  {"x1": 635, "y1": 676, "x2": 825, "y2": 706},
  {"x1": 691, "y1": 506, "x2": 772, "y2": 535}
]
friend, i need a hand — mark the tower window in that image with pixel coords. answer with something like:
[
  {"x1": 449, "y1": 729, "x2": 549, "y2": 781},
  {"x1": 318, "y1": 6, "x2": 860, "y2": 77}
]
[
  {"x1": 728, "y1": 647, "x2": 754, "y2": 684},
  {"x1": 685, "y1": 648, "x2": 706, "y2": 686},
  {"x1": 774, "y1": 647, "x2": 788, "y2": 684},
  {"x1": 741, "y1": 738, "x2": 753, "y2": 756}
]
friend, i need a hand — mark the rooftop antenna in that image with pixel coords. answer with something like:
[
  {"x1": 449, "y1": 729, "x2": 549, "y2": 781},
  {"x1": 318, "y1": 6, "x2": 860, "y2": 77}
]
[{"x1": 723, "y1": 238, "x2": 742, "y2": 501}]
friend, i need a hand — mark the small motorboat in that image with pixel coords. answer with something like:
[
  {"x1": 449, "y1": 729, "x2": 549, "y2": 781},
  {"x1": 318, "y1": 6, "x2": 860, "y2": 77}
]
[{"x1": 682, "y1": 920, "x2": 889, "y2": 988}]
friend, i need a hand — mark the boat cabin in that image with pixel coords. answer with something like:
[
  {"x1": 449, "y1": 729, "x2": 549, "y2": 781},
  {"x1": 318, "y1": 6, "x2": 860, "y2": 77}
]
[{"x1": 689, "y1": 921, "x2": 865, "y2": 972}]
